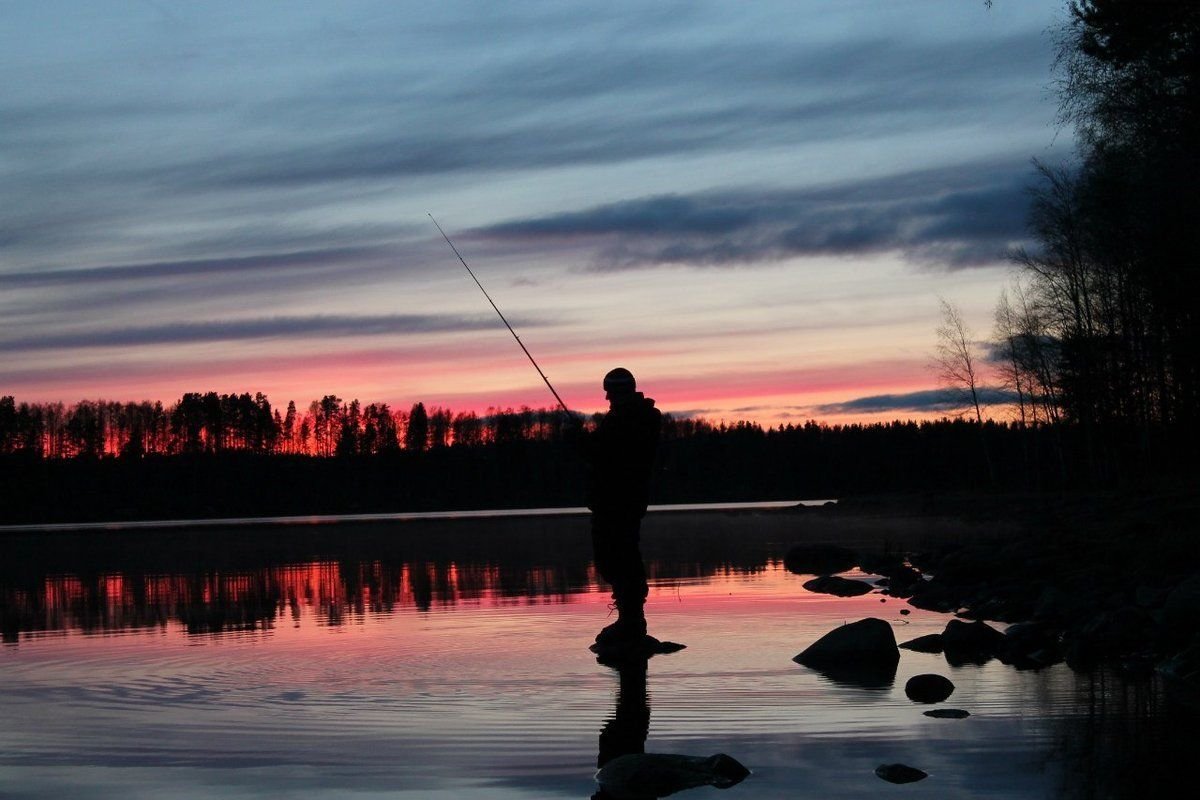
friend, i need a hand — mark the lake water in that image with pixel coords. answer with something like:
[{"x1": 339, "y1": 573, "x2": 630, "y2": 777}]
[{"x1": 0, "y1": 509, "x2": 1186, "y2": 799}]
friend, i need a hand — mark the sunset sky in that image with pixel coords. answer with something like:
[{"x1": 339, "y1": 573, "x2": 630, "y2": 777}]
[{"x1": 1, "y1": 1, "x2": 1072, "y2": 424}]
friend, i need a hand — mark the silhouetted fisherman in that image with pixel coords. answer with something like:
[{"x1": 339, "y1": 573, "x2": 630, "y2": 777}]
[{"x1": 587, "y1": 367, "x2": 662, "y2": 645}]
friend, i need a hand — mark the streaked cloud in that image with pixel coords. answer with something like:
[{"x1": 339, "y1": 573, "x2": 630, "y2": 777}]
[
  {"x1": 0, "y1": 246, "x2": 402, "y2": 287},
  {"x1": 811, "y1": 386, "x2": 1020, "y2": 415},
  {"x1": 0, "y1": 314, "x2": 526, "y2": 351},
  {"x1": 477, "y1": 159, "x2": 1032, "y2": 269}
]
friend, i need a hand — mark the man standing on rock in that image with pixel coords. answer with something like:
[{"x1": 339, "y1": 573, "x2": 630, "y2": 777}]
[{"x1": 586, "y1": 367, "x2": 662, "y2": 646}]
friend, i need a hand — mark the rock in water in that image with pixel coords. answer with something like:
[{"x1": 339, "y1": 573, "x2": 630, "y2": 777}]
[
  {"x1": 596, "y1": 752, "x2": 750, "y2": 798},
  {"x1": 802, "y1": 575, "x2": 874, "y2": 597},
  {"x1": 904, "y1": 673, "x2": 955, "y2": 703},
  {"x1": 794, "y1": 618, "x2": 899, "y2": 668},
  {"x1": 924, "y1": 708, "x2": 971, "y2": 719},
  {"x1": 898, "y1": 633, "x2": 944, "y2": 653},
  {"x1": 784, "y1": 544, "x2": 859, "y2": 576},
  {"x1": 590, "y1": 635, "x2": 686, "y2": 665},
  {"x1": 794, "y1": 618, "x2": 900, "y2": 687},
  {"x1": 875, "y1": 763, "x2": 928, "y2": 783},
  {"x1": 942, "y1": 619, "x2": 1006, "y2": 664},
  {"x1": 1000, "y1": 621, "x2": 1063, "y2": 670}
]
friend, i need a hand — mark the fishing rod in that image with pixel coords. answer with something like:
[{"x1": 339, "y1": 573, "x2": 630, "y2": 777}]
[{"x1": 428, "y1": 213, "x2": 571, "y2": 415}]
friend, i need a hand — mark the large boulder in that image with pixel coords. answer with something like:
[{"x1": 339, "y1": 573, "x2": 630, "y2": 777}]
[
  {"x1": 802, "y1": 576, "x2": 874, "y2": 597},
  {"x1": 596, "y1": 752, "x2": 749, "y2": 798},
  {"x1": 941, "y1": 619, "x2": 1006, "y2": 664},
  {"x1": 795, "y1": 618, "x2": 899, "y2": 667},
  {"x1": 999, "y1": 621, "x2": 1062, "y2": 670},
  {"x1": 784, "y1": 544, "x2": 859, "y2": 576},
  {"x1": 794, "y1": 618, "x2": 899, "y2": 688}
]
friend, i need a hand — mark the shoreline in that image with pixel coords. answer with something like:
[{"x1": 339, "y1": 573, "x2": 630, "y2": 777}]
[{"x1": 0, "y1": 499, "x2": 832, "y2": 535}]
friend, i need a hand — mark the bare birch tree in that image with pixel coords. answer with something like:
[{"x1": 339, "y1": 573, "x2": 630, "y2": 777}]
[
  {"x1": 935, "y1": 298, "x2": 995, "y2": 485},
  {"x1": 935, "y1": 298, "x2": 987, "y2": 426}
]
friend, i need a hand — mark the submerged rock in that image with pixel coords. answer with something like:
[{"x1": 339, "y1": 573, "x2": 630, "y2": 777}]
[
  {"x1": 591, "y1": 636, "x2": 686, "y2": 666},
  {"x1": 784, "y1": 544, "x2": 859, "y2": 576},
  {"x1": 802, "y1": 575, "x2": 874, "y2": 597},
  {"x1": 904, "y1": 673, "x2": 955, "y2": 703},
  {"x1": 924, "y1": 708, "x2": 971, "y2": 719},
  {"x1": 595, "y1": 752, "x2": 750, "y2": 799},
  {"x1": 875, "y1": 763, "x2": 928, "y2": 783}
]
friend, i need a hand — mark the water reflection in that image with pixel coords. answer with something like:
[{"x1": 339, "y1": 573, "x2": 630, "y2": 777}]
[
  {"x1": 595, "y1": 658, "x2": 651, "y2": 800},
  {"x1": 1, "y1": 515, "x2": 1192, "y2": 800},
  {"x1": 597, "y1": 658, "x2": 651, "y2": 771},
  {"x1": 1053, "y1": 671, "x2": 1190, "y2": 800},
  {"x1": 2, "y1": 560, "x2": 588, "y2": 641},
  {"x1": 1, "y1": 515, "x2": 790, "y2": 642}
]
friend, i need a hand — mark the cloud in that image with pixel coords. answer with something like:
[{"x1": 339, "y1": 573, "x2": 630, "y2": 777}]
[
  {"x1": 143, "y1": 32, "x2": 1049, "y2": 192},
  {"x1": 811, "y1": 386, "x2": 1020, "y2": 415},
  {"x1": 474, "y1": 159, "x2": 1033, "y2": 269},
  {"x1": 0, "y1": 245, "x2": 401, "y2": 287},
  {"x1": 0, "y1": 313, "x2": 533, "y2": 351}
]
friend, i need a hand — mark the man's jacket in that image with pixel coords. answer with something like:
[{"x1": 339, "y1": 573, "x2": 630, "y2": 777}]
[{"x1": 586, "y1": 393, "x2": 662, "y2": 517}]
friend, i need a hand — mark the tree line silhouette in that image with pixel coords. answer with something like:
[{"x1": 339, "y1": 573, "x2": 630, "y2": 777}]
[
  {"x1": 0, "y1": 392, "x2": 576, "y2": 459},
  {"x1": 0, "y1": 386, "x2": 1188, "y2": 525}
]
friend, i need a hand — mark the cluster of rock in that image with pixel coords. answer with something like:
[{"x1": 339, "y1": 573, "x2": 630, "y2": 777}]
[
  {"x1": 783, "y1": 523, "x2": 1200, "y2": 788},
  {"x1": 791, "y1": 616, "x2": 971, "y2": 785},
  {"x1": 906, "y1": 537, "x2": 1200, "y2": 682},
  {"x1": 784, "y1": 534, "x2": 1200, "y2": 687}
]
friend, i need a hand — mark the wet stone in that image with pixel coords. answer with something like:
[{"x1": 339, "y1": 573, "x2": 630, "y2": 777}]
[
  {"x1": 802, "y1": 575, "x2": 874, "y2": 597},
  {"x1": 905, "y1": 673, "x2": 955, "y2": 704},
  {"x1": 794, "y1": 618, "x2": 899, "y2": 669},
  {"x1": 875, "y1": 763, "x2": 928, "y2": 783},
  {"x1": 924, "y1": 708, "x2": 971, "y2": 719},
  {"x1": 590, "y1": 635, "x2": 686, "y2": 665},
  {"x1": 899, "y1": 633, "x2": 944, "y2": 653}
]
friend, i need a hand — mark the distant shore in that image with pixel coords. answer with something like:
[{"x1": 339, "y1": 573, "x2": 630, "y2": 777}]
[{"x1": 0, "y1": 499, "x2": 826, "y2": 535}]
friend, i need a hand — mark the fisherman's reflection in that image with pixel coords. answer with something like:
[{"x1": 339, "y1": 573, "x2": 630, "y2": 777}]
[
  {"x1": 597, "y1": 656, "x2": 651, "y2": 769},
  {"x1": 593, "y1": 656, "x2": 650, "y2": 799},
  {"x1": 590, "y1": 655, "x2": 750, "y2": 800}
]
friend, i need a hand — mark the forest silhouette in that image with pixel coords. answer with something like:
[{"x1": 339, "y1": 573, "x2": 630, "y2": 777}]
[{"x1": 0, "y1": 388, "x2": 1189, "y2": 525}]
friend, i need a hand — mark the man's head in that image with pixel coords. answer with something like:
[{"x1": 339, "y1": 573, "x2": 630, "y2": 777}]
[{"x1": 603, "y1": 367, "x2": 636, "y2": 403}]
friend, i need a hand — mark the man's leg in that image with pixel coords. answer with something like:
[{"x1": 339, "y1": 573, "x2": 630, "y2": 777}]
[{"x1": 592, "y1": 514, "x2": 648, "y2": 642}]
